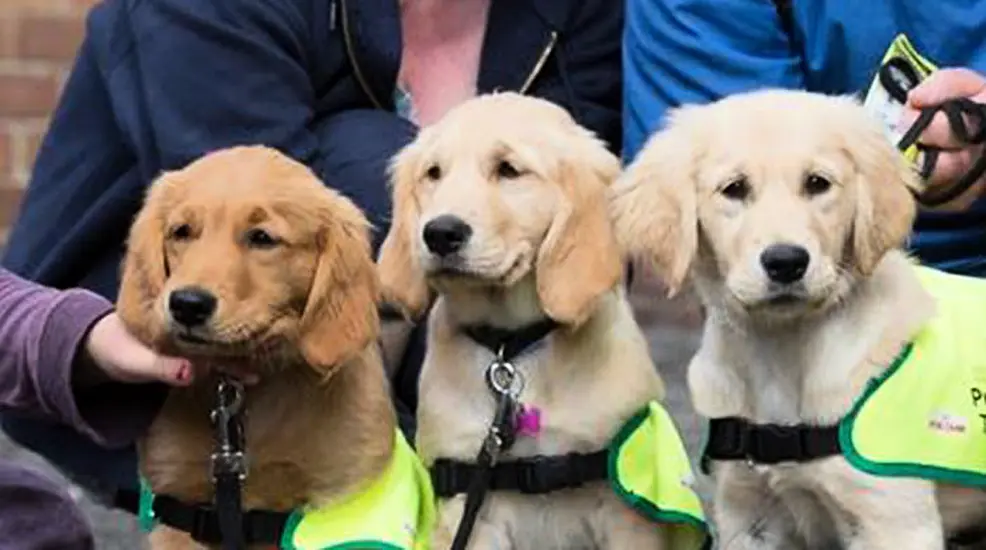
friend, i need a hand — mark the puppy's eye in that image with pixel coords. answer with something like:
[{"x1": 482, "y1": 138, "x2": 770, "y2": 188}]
[
  {"x1": 245, "y1": 228, "x2": 280, "y2": 249},
  {"x1": 168, "y1": 224, "x2": 192, "y2": 241},
  {"x1": 804, "y1": 174, "x2": 833, "y2": 196},
  {"x1": 720, "y1": 176, "x2": 751, "y2": 201},
  {"x1": 496, "y1": 160, "x2": 522, "y2": 180},
  {"x1": 425, "y1": 165, "x2": 442, "y2": 181}
]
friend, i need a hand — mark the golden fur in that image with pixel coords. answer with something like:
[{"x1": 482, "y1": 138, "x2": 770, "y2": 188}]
[
  {"x1": 117, "y1": 146, "x2": 395, "y2": 549},
  {"x1": 611, "y1": 89, "x2": 986, "y2": 549},
  {"x1": 378, "y1": 92, "x2": 676, "y2": 549}
]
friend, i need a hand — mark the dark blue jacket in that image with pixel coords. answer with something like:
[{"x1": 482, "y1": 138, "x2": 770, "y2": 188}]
[
  {"x1": 0, "y1": 0, "x2": 623, "y2": 496},
  {"x1": 4, "y1": 0, "x2": 622, "y2": 296}
]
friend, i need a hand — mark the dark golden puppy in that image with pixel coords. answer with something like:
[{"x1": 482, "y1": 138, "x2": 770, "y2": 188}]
[{"x1": 117, "y1": 146, "x2": 414, "y2": 550}]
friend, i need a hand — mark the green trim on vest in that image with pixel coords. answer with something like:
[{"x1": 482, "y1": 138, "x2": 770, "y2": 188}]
[
  {"x1": 840, "y1": 265, "x2": 986, "y2": 487},
  {"x1": 608, "y1": 401, "x2": 712, "y2": 550}
]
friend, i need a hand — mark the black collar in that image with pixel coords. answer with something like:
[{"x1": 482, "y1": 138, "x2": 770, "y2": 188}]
[{"x1": 461, "y1": 318, "x2": 559, "y2": 361}]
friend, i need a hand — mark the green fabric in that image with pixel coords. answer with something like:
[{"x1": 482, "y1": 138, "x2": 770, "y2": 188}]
[
  {"x1": 840, "y1": 265, "x2": 986, "y2": 486},
  {"x1": 609, "y1": 401, "x2": 711, "y2": 549},
  {"x1": 139, "y1": 429, "x2": 435, "y2": 550},
  {"x1": 137, "y1": 477, "x2": 156, "y2": 532}
]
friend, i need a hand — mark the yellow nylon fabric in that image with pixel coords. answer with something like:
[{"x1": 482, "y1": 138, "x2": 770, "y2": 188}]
[
  {"x1": 841, "y1": 266, "x2": 986, "y2": 487},
  {"x1": 284, "y1": 430, "x2": 436, "y2": 550},
  {"x1": 610, "y1": 401, "x2": 710, "y2": 549}
]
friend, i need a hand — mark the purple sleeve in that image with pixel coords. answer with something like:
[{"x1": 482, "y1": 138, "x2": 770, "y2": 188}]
[
  {"x1": 0, "y1": 462, "x2": 94, "y2": 550},
  {"x1": 0, "y1": 268, "x2": 165, "y2": 448}
]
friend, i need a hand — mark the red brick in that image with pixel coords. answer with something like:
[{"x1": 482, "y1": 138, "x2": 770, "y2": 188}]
[
  {"x1": 0, "y1": 184, "x2": 24, "y2": 231},
  {"x1": 17, "y1": 15, "x2": 85, "y2": 61},
  {"x1": 0, "y1": 73, "x2": 59, "y2": 117},
  {"x1": 0, "y1": 18, "x2": 18, "y2": 58},
  {"x1": 18, "y1": 128, "x2": 44, "y2": 174},
  {"x1": 0, "y1": 0, "x2": 69, "y2": 13},
  {"x1": 0, "y1": 131, "x2": 10, "y2": 176}
]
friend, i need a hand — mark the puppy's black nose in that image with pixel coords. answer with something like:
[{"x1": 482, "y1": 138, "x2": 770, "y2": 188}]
[
  {"x1": 423, "y1": 215, "x2": 472, "y2": 257},
  {"x1": 760, "y1": 244, "x2": 810, "y2": 284},
  {"x1": 168, "y1": 287, "x2": 217, "y2": 327}
]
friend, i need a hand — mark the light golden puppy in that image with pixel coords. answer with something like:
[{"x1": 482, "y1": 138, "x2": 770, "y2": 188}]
[
  {"x1": 117, "y1": 146, "x2": 415, "y2": 549},
  {"x1": 611, "y1": 89, "x2": 986, "y2": 550},
  {"x1": 378, "y1": 93, "x2": 708, "y2": 550}
]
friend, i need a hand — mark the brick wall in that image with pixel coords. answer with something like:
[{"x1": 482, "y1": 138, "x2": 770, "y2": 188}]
[{"x1": 0, "y1": 0, "x2": 97, "y2": 245}]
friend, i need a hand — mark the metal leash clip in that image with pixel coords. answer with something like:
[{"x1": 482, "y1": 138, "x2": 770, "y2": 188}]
[
  {"x1": 210, "y1": 376, "x2": 248, "y2": 482},
  {"x1": 481, "y1": 347, "x2": 525, "y2": 464}
]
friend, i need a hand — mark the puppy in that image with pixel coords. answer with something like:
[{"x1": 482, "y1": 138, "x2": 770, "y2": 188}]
[
  {"x1": 611, "y1": 89, "x2": 986, "y2": 550},
  {"x1": 117, "y1": 146, "x2": 432, "y2": 549},
  {"x1": 378, "y1": 93, "x2": 709, "y2": 550}
]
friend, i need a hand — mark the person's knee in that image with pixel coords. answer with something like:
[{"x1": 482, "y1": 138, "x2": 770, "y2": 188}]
[{"x1": 0, "y1": 414, "x2": 138, "y2": 497}]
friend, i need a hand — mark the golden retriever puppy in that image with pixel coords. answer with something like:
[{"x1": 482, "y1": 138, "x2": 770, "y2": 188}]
[
  {"x1": 117, "y1": 146, "x2": 432, "y2": 550},
  {"x1": 611, "y1": 89, "x2": 986, "y2": 550},
  {"x1": 378, "y1": 93, "x2": 709, "y2": 550}
]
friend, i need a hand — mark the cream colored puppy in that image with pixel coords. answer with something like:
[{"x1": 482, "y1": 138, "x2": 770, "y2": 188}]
[
  {"x1": 611, "y1": 89, "x2": 986, "y2": 550},
  {"x1": 378, "y1": 93, "x2": 708, "y2": 550}
]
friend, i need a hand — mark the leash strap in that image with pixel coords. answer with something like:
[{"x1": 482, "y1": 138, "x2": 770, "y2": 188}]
[
  {"x1": 450, "y1": 386, "x2": 517, "y2": 550},
  {"x1": 211, "y1": 377, "x2": 249, "y2": 550},
  {"x1": 447, "y1": 321, "x2": 558, "y2": 550},
  {"x1": 701, "y1": 417, "x2": 841, "y2": 473},
  {"x1": 880, "y1": 60, "x2": 986, "y2": 207},
  {"x1": 431, "y1": 450, "x2": 608, "y2": 497}
]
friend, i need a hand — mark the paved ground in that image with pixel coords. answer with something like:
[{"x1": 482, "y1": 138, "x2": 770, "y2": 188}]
[{"x1": 0, "y1": 263, "x2": 707, "y2": 549}]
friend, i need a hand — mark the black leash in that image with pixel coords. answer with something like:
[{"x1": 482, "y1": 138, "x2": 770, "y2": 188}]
[
  {"x1": 450, "y1": 348, "x2": 521, "y2": 550},
  {"x1": 878, "y1": 62, "x2": 986, "y2": 207},
  {"x1": 210, "y1": 377, "x2": 248, "y2": 550},
  {"x1": 445, "y1": 319, "x2": 559, "y2": 550}
]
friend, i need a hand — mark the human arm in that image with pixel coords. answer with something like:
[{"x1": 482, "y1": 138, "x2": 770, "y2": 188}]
[
  {"x1": 622, "y1": 0, "x2": 805, "y2": 162},
  {"x1": 0, "y1": 268, "x2": 187, "y2": 447}
]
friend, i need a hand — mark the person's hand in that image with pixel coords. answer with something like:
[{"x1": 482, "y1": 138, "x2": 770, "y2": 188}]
[
  {"x1": 901, "y1": 68, "x2": 986, "y2": 211},
  {"x1": 83, "y1": 313, "x2": 260, "y2": 387},
  {"x1": 84, "y1": 313, "x2": 193, "y2": 386}
]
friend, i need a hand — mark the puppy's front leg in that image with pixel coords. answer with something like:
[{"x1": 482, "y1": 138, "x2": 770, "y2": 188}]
[
  {"x1": 433, "y1": 496, "x2": 513, "y2": 550},
  {"x1": 713, "y1": 466, "x2": 800, "y2": 550},
  {"x1": 821, "y1": 465, "x2": 943, "y2": 550}
]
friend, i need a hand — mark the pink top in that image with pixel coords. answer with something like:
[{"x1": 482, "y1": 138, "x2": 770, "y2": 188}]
[{"x1": 398, "y1": 0, "x2": 492, "y2": 126}]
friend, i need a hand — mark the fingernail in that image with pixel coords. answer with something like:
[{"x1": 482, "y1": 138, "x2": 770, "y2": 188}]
[{"x1": 176, "y1": 362, "x2": 191, "y2": 383}]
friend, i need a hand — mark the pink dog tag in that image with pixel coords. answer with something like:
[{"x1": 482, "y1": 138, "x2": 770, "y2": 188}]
[{"x1": 515, "y1": 405, "x2": 542, "y2": 437}]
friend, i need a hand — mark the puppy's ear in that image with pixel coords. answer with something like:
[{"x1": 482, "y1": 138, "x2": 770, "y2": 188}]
[
  {"x1": 536, "y1": 132, "x2": 623, "y2": 326},
  {"x1": 299, "y1": 194, "x2": 381, "y2": 376},
  {"x1": 117, "y1": 173, "x2": 175, "y2": 345},
  {"x1": 609, "y1": 125, "x2": 698, "y2": 297},
  {"x1": 849, "y1": 123, "x2": 919, "y2": 275},
  {"x1": 376, "y1": 144, "x2": 431, "y2": 320}
]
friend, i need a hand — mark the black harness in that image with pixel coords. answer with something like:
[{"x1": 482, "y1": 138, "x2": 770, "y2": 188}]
[
  {"x1": 432, "y1": 318, "x2": 609, "y2": 550},
  {"x1": 700, "y1": 416, "x2": 841, "y2": 473},
  {"x1": 116, "y1": 377, "x2": 291, "y2": 548},
  {"x1": 702, "y1": 417, "x2": 985, "y2": 549}
]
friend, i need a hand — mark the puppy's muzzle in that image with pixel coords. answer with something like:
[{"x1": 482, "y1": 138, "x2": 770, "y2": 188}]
[
  {"x1": 760, "y1": 244, "x2": 810, "y2": 285},
  {"x1": 168, "y1": 286, "x2": 218, "y2": 328},
  {"x1": 423, "y1": 215, "x2": 473, "y2": 257}
]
